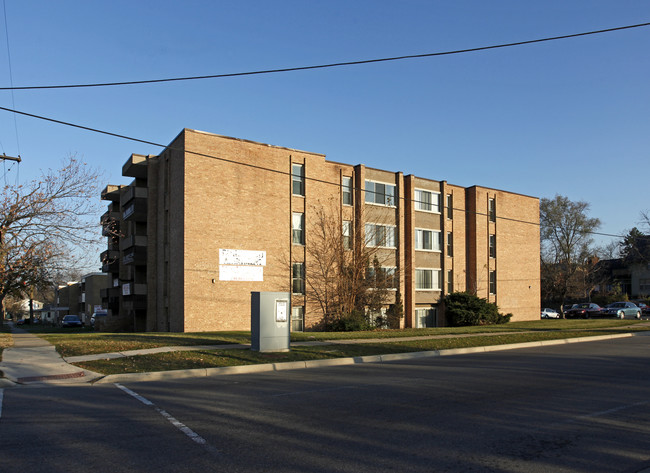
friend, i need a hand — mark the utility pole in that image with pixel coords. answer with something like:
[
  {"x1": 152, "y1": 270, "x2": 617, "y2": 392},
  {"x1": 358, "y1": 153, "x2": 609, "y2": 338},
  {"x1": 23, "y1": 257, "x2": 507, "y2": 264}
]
[{"x1": 1, "y1": 154, "x2": 21, "y2": 162}]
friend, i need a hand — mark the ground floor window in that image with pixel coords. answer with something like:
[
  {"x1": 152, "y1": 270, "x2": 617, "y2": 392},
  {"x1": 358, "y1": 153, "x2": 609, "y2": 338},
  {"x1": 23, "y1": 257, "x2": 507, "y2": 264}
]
[
  {"x1": 291, "y1": 306, "x2": 304, "y2": 332},
  {"x1": 415, "y1": 307, "x2": 437, "y2": 328}
]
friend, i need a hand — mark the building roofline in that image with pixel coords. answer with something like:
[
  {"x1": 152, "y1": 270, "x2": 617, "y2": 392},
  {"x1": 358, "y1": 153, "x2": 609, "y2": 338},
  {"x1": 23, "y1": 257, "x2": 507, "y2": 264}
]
[{"x1": 184, "y1": 128, "x2": 326, "y2": 158}]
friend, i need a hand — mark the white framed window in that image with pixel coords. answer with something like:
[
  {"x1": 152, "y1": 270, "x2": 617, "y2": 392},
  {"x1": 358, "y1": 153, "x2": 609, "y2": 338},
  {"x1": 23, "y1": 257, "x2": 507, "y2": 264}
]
[
  {"x1": 415, "y1": 307, "x2": 437, "y2": 328},
  {"x1": 414, "y1": 189, "x2": 440, "y2": 213},
  {"x1": 367, "y1": 266, "x2": 397, "y2": 289},
  {"x1": 489, "y1": 234, "x2": 496, "y2": 258},
  {"x1": 365, "y1": 180, "x2": 396, "y2": 207},
  {"x1": 342, "y1": 220, "x2": 352, "y2": 250},
  {"x1": 292, "y1": 212, "x2": 304, "y2": 245},
  {"x1": 292, "y1": 262, "x2": 305, "y2": 294},
  {"x1": 489, "y1": 270, "x2": 497, "y2": 294},
  {"x1": 292, "y1": 164, "x2": 304, "y2": 196},
  {"x1": 415, "y1": 229, "x2": 441, "y2": 251},
  {"x1": 291, "y1": 306, "x2": 304, "y2": 332},
  {"x1": 415, "y1": 268, "x2": 441, "y2": 291},
  {"x1": 489, "y1": 198, "x2": 496, "y2": 222},
  {"x1": 342, "y1": 176, "x2": 353, "y2": 206},
  {"x1": 365, "y1": 223, "x2": 396, "y2": 248}
]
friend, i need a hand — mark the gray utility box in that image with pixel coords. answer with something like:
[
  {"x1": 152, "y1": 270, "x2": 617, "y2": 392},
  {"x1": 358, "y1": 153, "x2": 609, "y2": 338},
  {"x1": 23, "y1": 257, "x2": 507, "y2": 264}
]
[{"x1": 251, "y1": 292, "x2": 290, "y2": 352}]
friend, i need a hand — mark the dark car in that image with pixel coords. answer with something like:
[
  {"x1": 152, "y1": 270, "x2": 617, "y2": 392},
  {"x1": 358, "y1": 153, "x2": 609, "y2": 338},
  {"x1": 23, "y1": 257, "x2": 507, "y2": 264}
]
[
  {"x1": 61, "y1": 315, "x2": 83, "y2": 328},
  {"x1": 632, "y1": 301, "x2": 650, "y2": 316},
  {"x1": 564, "y1": 303, "x2": 604, "y2": 319}
]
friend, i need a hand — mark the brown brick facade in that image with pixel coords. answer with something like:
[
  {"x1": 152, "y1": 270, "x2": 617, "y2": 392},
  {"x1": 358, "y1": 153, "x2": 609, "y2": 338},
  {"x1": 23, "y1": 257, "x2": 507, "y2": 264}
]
[{"x1": 101, "y1": 129, "x2": 540, "y2": 332}]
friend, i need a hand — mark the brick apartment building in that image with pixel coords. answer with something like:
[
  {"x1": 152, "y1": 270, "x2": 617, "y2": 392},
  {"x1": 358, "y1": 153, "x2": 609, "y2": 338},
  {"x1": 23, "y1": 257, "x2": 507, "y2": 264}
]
[{"x1": 100, "y1": 128, "x2": 540, "y2": 332}]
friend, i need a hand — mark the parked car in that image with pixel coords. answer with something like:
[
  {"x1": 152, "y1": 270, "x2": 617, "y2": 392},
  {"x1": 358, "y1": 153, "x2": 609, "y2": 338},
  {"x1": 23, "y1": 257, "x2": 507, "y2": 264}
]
[
  {"x1": 541, "y1": 308, "x2": 560, "y2": 319},
  {"x1": 564, "y1": 303, "x2": 604, "y2": 319},
  {"x1": 603, "y1": 302, "x2": 642, "y2": 319},
  {"x1": 61, "y1": 314, "x2": 83, "y2": 328},
  {"x1": 632, "y1": 301, "x2": 650, "y2": 316},
  {"x1": 90, "y1": 310, "x2": 108, "y2": 327}
]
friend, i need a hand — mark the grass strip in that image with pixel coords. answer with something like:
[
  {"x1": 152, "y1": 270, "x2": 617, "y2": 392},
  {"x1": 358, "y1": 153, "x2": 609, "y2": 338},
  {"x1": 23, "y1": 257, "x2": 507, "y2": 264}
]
[
  {"x1": 31, "y1": 319, "x2": 648, "y2": 357},
  {"x1": 73, "y1": 329, "x2": 638, "y2": 375}
]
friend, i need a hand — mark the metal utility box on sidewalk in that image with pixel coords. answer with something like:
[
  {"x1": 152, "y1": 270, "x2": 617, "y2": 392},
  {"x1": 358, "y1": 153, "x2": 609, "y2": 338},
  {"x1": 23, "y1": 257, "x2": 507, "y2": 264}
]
[{"x1": 251, "y1": 292, "x2": 290, "y2": 352}]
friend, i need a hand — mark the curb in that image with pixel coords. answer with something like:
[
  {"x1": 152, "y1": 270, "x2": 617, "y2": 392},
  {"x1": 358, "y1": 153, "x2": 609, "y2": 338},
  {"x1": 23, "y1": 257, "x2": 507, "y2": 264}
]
[{"x1": 93, "y1": 332, "x2": 637, "y2": 384}]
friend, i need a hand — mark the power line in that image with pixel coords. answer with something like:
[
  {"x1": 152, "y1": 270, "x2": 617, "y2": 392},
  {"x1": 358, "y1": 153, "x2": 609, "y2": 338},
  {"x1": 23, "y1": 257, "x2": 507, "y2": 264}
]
[
  {"x1": 1, "y1": 103, "x2": 643, "y2": 243},
  {"x1": 1, "y1": 22, "x2": 649, "y2": 91}
]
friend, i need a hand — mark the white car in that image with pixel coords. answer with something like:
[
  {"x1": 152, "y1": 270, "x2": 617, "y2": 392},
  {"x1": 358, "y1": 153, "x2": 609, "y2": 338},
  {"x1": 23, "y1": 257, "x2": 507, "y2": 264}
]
[{"x1": 541, "y1": 308, "x2": 560, "y2": 319}]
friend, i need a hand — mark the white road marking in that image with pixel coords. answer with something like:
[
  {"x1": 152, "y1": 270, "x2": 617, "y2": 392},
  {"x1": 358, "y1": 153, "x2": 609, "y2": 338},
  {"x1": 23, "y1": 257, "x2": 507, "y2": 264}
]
[
  {"x1": 115, "y1": 383, "x2": 218, "y2": 454},
  {"x1": 0, "y1": 389, "x2": 3, "y2": 419}
]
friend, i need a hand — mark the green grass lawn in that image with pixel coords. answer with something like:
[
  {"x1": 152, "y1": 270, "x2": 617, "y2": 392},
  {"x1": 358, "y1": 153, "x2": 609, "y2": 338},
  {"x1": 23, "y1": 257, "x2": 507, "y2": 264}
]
[
  {"x1": 61, "y1": 319, "x2": 650, "y2": 375},
  {"x1": 25, "y1": 318, "x2": 649, "y2": 358},
  {"x1": 72, "y1": 329, "x2": 641, "y2": 375}
]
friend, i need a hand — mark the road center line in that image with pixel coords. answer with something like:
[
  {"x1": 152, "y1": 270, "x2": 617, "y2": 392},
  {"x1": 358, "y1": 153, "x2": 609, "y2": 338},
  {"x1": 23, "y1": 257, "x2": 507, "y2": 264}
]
[{"x1": 114, "y1": 383, "x2": 218, "y2": 454}]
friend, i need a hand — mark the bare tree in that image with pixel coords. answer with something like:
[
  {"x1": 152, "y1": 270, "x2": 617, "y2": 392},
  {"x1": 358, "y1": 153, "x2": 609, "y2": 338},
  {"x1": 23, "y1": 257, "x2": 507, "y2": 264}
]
[
  {"x1": 0, "y1": 156, "x2": 103, "y2": 322},
  {"x1": 301, "y1": 201, "x2": 401, "y2": 329},
  {"x1": 540, "y1": 195, "x2": 601, "y2": 314}
]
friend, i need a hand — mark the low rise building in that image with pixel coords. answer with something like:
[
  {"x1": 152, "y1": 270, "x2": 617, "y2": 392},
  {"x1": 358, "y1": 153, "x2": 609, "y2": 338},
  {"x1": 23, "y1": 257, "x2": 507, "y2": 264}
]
[{"x1": 101, "y1": 129, "x2": 540, "y2": 332}]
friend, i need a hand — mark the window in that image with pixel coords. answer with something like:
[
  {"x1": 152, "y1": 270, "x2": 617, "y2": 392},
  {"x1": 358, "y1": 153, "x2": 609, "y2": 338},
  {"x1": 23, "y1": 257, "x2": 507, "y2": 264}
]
[
  {"x1": 365, "y1": 223, "x2": 396, "y2": 248},
  {"x1": 342, "y1": 220, "x2": 352, "y2": 250},
  {"x1": 292, "y1": 213, "x2": 304, "y2": 245},
  {"x1": 342, "y1": 176, "x2": 353, "y2": 206},
  {"x1": 415, "y1": 307, "x2": 436, "y2": 328},
  {"x1": 447, "y1": 270, "x2": 453, "y2": 293},
  {"x1": 489, "y1": 198, "x2": 496, "y2": 222},
  {"x1": 365, "y1": 180, "x2": 396, "y2": 206},
  {"x1": 414, "y1": 189, "x2": 440, "y2": 213},
  {"x1": 640, "y1": 278, "x2": 650, "y2": 293},
  {"x1": 447, "y1": 232, "x2": 453, "y2": 257},
  {"x1": 415, "y1": 229, "x2": 441, "y2": 251},
  {"x1": 291, "y1": 306, "x2": 304, "y2": 332},
  {"x1": 489, "y1": 270, "x2": 497, "y2": 294},
  {"x1": 489, "y1": 234, "x2": 496, "y2": 258},
  {"x1": 415, "y1": 269, "x2": 440, "y2": 291},
  {"x1": 446, "y1": 194, "x2": 453, "y2": 219},
  {"x1": 367, "y1": 266, "x2": 397, "y2": 288},
  {"x1": 292, "y1": 263, "x2": 305, "y2": 294},
  {"x1": 292, "y1": 164, "x2": 304, "y2": 196}
]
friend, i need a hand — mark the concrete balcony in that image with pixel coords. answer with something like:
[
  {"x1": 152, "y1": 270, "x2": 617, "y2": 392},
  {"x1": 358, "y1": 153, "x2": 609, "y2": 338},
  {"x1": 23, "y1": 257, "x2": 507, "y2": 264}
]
[
  {"x1": 121, "y1": 185, "x2": 148, "y2": 204},
  {"x1": 122, "y1": 283, "x2": 147, "y2": 297},
  {"x1": 101, "y1": 185, "x2": 123, "y2": 202},
  {"x1": 101, "y1": 258, "x2": 119, "y2": 273},
  {"x1": 122, "y1": 247, "x2": 147, "y2": 266},
  {"x1": 122, "y1": 200, "x2": 147, "y2": 222},
  {"x1": 122, "y1": 154, "x2": 149, "y2": 179},
  {"x1": 100, "y1": 249, "x2": 119, "y2": 265},
  {"x1": 120, "y1": 235, "x2": 147, "y2": 252}
]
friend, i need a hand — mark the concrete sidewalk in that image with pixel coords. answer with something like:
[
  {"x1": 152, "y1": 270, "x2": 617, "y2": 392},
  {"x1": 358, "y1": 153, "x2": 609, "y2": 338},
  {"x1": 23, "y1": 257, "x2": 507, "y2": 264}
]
[{"x1": 0, "y1": 325, "x2": 103, "y2": 387}]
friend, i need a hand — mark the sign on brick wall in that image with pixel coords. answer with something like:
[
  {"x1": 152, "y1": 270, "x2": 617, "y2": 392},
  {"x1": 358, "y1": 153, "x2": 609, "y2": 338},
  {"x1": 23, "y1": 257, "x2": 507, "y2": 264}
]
[{"x1": 219, "y1": 249, "x2": 266, "y2": 281}]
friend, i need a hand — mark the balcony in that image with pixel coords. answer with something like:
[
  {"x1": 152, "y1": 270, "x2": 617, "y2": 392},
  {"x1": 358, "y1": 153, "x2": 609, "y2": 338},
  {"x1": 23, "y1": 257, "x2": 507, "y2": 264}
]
[
  {"x1": 101, "y1": 258, "x2": 119, "y2": 273},
  {"x1": 100, "y1": 287, "x2": 121, "y2": 299},
  {"x1": 122, "y1": 199, "x2": 147, "y2": 222},
  {"x1": 122, "y1": 247, "x2": 147, "y2": 266},
  {"x1": 122, "y1": 185, "x2": 148, "y2": 204},
  {"x1": 120, "y1": 235, "x2": 147, "y2": 251},
  {"x1": 101, "y1": 185, "x2": 123, "y2": 202},
  {"x1": 122, "y1": 283, "x2": 147, "y2": 297},
  {"x1": 100, "y1": 249, "x2": 119, "y2": 265},
  {"x1": 122, "y1": 154, "x2": 149, "y2": 179}
]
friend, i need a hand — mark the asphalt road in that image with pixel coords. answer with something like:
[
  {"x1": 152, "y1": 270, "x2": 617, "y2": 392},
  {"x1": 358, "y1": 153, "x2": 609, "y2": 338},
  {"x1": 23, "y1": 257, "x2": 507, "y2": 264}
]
[{"x1": 2, "y1": 334, "x2": 649, "y2": 473}]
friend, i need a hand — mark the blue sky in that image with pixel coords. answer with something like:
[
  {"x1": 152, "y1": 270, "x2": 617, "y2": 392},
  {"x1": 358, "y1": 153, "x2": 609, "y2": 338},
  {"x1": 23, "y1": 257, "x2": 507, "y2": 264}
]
[{"x1": 1, "y1": 1, "x2": 648, "y2": 253}]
